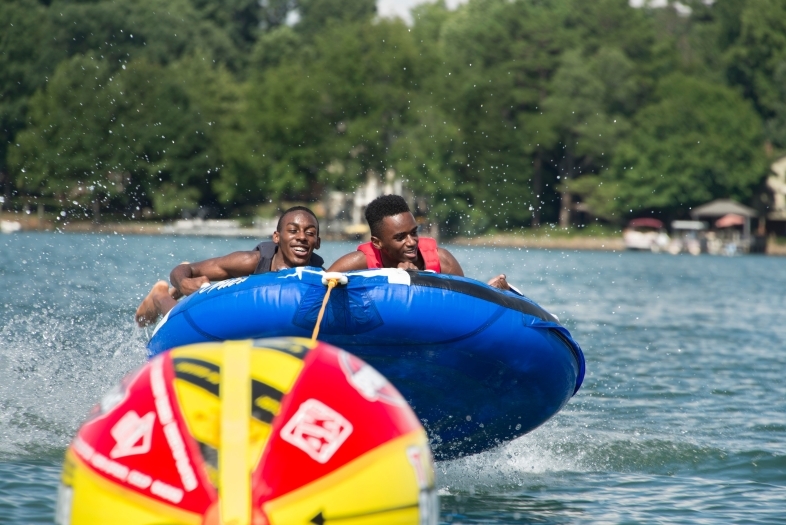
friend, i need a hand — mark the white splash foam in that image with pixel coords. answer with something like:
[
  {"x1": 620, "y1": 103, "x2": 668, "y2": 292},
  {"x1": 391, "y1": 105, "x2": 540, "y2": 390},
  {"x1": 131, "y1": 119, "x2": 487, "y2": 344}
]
[
  {"x1": 436, "y1": 418, "x2": 590, "y2": 493},
  {"x1": 0, "y1": 311, "x2": 147, "y2": 457}
]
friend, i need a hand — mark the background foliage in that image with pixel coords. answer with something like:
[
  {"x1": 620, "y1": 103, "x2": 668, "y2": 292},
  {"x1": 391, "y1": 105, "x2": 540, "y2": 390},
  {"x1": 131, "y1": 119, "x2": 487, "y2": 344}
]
[{"x1": 1, "y1": 0, "x2": 782, "y2": 234}]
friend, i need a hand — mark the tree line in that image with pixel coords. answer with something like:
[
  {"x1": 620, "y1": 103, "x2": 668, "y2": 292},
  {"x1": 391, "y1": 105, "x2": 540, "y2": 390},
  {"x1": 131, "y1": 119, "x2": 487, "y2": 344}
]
[{"x1": 1, "y1": 0, "x2": 783, "y2": 235}]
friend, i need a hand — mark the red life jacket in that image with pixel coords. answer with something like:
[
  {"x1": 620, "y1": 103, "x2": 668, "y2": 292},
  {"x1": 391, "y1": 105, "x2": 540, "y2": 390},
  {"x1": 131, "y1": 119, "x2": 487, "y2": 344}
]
[{"x1": 357, "y1": 237, "x2": 442, "y2": 272}]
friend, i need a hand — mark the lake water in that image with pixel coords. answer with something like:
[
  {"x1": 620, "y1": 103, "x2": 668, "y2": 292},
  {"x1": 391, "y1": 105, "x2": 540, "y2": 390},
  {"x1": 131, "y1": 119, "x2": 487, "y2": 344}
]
[{"x1": 1, "y1": 232, "x2": 784, "y2": 524}]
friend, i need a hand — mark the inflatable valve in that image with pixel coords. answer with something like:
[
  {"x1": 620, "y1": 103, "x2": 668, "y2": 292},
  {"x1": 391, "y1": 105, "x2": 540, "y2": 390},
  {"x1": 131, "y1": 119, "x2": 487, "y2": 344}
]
[
  {"x1": 311, "y1": 272, "x2": 349, "y2": 342},
  {"x1": 56, "y1": 337, "x2": 438, "y2": 525},
  {"x1": 320, "y1": 272, "x2": 349, "y2": 287}
]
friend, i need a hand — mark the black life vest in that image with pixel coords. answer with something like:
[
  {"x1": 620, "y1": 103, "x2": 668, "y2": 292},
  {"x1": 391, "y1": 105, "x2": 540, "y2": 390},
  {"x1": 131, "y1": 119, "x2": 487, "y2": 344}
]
[{"x1": 252, "y1": 241, "x2": 324, "y2": 274}]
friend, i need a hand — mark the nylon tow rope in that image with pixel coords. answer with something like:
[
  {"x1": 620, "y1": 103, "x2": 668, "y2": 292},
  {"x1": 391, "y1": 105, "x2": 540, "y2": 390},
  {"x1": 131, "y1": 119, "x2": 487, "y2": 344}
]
[{"x1": 311, "y1": 273, "x2": 348, "y2": 343}]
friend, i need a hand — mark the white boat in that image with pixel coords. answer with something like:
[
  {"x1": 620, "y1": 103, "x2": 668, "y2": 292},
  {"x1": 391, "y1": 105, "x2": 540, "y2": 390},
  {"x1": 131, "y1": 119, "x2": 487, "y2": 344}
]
[
  {"x1": 623, "y1": 218, "x2": 669, "y2": 252},
  {"x1": 0, "y1": 220, "x2": 22, "y2": 234}
]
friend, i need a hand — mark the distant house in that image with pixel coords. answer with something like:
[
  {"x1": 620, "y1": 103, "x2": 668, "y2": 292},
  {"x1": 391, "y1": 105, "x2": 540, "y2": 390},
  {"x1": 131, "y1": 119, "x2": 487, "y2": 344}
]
[
  {"x1": 766, "y1": 156, "x2": 786, "y2": 235},
  {"x1": 691, "y1": 199, "x2": 757, "y2": 238},
  {"x1": 690, "y1": 199, "x2": 762, "y2": 253},
  {"x1": 321, "y1": 170, "x2": 437, "y2": 241}
]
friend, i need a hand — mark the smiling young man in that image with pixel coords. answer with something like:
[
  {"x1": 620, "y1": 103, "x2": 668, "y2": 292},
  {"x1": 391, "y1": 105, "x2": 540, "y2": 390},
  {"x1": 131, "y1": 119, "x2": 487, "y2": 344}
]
[
  {"x1": 135, "y1": 206, "x2": 323, "y2": 327},
  {"x1": 327, "y1": 195, "x2": 510, "y2": 290}
]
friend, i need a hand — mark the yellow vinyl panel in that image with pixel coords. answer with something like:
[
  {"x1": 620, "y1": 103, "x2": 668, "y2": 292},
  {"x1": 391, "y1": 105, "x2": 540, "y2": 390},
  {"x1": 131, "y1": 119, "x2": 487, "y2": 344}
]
[
  {"x1": 263, "y1": 430, "x2": 431, "y2": 525},
  {"x1": 63, "y1": 450, "x2": 201, "y2": 525}
]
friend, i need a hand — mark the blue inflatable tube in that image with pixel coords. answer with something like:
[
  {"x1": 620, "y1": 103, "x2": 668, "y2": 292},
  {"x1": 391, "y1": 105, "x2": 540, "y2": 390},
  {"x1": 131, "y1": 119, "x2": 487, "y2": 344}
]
[{"x1": 147, "y1": 267, "x2": 585, "y2": 459}]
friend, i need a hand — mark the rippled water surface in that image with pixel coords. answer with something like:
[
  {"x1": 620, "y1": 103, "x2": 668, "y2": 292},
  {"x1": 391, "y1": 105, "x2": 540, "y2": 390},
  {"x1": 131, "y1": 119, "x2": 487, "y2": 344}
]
[{"x1": 1, "y1": 232, "x2": 784, "y2": 523}]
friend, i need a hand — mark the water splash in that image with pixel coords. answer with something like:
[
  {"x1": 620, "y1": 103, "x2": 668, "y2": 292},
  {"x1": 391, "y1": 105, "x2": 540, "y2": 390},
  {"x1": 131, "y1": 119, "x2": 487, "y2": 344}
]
[
  {"x1": 437, "y1": 418, "x2": 588, "y2": 493},
  {"x1": 0, "y1": 310, "x2": 146, "y2": 458}
]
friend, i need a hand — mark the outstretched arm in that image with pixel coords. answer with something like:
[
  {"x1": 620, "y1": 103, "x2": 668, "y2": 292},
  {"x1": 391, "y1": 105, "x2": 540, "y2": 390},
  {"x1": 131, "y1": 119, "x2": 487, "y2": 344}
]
[
  {"x1": 170, "y1": 251, "x2": 260, "y2": 296},
  {"x1": 326, "y1": 251, "x2": 368, "y2": 273}
]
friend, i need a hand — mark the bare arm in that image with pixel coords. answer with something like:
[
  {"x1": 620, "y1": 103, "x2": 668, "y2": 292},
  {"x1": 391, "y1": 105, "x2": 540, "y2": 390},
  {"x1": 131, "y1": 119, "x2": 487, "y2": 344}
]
[
  {"x1": 326, "y1": 251, "x2": 369, "y2": 272},
  {"x1": 170, "y1": 250, "x2": 261, "y2": 296},
  {"x1": 438, "y1": 248, "x2": 464, "y2": 276}
]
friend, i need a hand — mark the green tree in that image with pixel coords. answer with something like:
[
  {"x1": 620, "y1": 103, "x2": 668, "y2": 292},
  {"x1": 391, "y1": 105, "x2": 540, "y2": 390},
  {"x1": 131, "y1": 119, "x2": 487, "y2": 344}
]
[
  {"x1": 250, "y1": 25, "x2": 305, "y2": 70},
  {"x1": 725, "y1": 0, "x2": 786, "y2": 148},
  {"x1": 436, "y1": 0, "x2": 575, "y2": 230},
  {"x1": 388, "y1": 104, "x2": 471, "y2": 235},
  {"x1": 49, "y1": 0, "x2": 238, "y2": 69},
  {"x1": 189, "y1": 0, "x2": 266, "y2": 51},
  {"x1": 538, "y1": 48, "x2": 636, "y2": 227},
  {"x1": 9, "y1": 55, "x2": 131, "y2": 215},
  {"x1": 10, "y1": 54, "x2": 239, "y2": 217},
  {"x1": 432, "y1": 0, "x2": 662, "y2": 230},
  {"x1": 2, "y1": 0, "x2": 778, "y2": 229},
  {"x1": 764, "y1": 62, "x2": 786, "y2": 147},
  {"x1": 221, "y1": 18, "x2": 421, "y2": 206},
  {"x1": 1, "y1": 0, "x2": 244, "y2": 209},
  {"x1": 0, "y1": 0, "x2": 65, "y2": 205},
  {"x1": 120, "y1": 56, "x2": 241, "y2": 216},
  {"x1": 296, "y1": 0, "x2": 376, "y2": 36},
  {"x1": 570, "y1": 74, "x2": 767, "y2": 219}
]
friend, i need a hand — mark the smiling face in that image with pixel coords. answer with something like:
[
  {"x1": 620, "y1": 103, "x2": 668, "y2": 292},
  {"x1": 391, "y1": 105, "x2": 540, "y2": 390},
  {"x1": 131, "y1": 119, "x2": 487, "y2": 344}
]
[
  {"x1": 371, "y1": 212, "x2": 420, "y2": 266},
  {"x1": 272, "y1": 211, "x2": 320, "y2": 268}
]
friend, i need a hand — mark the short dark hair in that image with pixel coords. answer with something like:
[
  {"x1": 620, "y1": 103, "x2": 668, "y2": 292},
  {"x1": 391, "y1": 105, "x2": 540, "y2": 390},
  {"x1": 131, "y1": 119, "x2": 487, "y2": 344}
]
[
  {"x1": 277, "y1": 206, "x2": 319, "y2": 233},
  {"x1": 365, "y1": 195, "x2": 411, "y2": 237}
]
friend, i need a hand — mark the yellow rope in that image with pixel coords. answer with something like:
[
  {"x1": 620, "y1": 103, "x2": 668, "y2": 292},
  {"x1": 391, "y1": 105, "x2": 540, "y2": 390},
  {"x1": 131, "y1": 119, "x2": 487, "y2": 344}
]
[{"x1": 311, "y1": 277, "x2": 339, "y2": 343}]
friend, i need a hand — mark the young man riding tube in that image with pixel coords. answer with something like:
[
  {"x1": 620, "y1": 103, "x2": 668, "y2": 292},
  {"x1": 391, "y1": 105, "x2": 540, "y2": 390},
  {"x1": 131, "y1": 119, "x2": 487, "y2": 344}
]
[
  {"x1": 135, "y1": 206, "x2": 323, "y2": 327},
  {"x1": 327, "y1": 194, "x2": 510, "y2": 290}
]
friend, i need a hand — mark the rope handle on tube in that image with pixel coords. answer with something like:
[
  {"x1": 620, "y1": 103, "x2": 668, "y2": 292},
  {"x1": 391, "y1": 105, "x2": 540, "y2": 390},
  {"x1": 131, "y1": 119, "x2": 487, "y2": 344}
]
[{"x1": 311, "y1": 272, "x2": 348, "y2": 343}]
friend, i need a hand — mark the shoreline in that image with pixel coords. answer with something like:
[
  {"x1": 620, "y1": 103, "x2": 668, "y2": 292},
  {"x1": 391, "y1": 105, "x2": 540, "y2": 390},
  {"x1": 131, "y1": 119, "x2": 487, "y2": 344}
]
[
  {"x1": 4, "y1": 215, "x2": 786, "y2": 255},
  {"x1": 454, "y1": 232, "x2": 786, "y2": 255},
  {"x1": 453, "y1": 233, "x2": 626, "y2": 251},
  {"x1": 0, "y1": 217, "x2": 628, "y2": 250}
]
